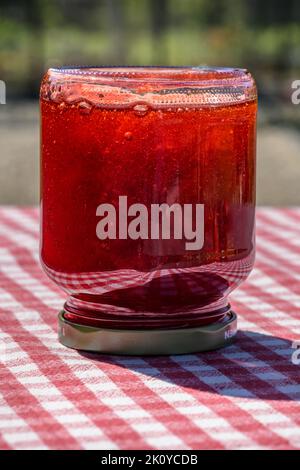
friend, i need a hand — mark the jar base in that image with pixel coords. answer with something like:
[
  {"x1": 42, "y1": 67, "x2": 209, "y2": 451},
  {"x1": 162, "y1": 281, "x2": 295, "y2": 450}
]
[{"x1": 58, "y1": 310, "x2": 237, "y2": 355}]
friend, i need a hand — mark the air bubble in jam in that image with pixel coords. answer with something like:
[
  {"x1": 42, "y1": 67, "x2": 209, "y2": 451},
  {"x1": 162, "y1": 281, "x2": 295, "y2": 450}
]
[
  {"x1": 124, "y1": 131, "x2": 133, "y2": 140},
  {"x1": 133, "y1": 104, "x2": 149, "y2": 116},
  {"x1": 78, "y1": 101, "x2": 92, "y2": 115}
]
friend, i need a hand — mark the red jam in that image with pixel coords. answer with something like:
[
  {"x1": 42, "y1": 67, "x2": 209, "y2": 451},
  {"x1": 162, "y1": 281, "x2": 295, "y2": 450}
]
[{"x1": 40, "y1": 67, "x2": 257, "y2": 329}]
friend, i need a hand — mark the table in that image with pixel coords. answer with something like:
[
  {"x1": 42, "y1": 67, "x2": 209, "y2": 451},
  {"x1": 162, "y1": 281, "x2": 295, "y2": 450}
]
[{"x1": 0, "y1": 207, "x2": 299, "y2": 450}]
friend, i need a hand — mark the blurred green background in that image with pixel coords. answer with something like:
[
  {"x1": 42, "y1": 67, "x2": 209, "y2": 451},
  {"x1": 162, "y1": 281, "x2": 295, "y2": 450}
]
[{"x1": 1, "y1": 0, "x2": 300, "y2": 205}]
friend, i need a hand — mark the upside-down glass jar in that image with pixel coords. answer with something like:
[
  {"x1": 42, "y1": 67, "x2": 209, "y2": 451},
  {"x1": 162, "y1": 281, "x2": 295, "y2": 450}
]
[{"x1": 40, "y1": 66, "x2": 257, "y2": 355}]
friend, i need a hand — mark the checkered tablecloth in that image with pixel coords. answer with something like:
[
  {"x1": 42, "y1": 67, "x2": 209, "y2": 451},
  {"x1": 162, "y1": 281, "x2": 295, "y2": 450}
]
[{"x1": 0, "y1": 207, "x2": 299, "y2": 450}]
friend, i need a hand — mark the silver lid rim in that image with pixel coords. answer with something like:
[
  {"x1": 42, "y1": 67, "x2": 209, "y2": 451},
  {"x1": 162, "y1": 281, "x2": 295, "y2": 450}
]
[{"x1": 58, "y1": 311, "x2": 237, "y2": 356}]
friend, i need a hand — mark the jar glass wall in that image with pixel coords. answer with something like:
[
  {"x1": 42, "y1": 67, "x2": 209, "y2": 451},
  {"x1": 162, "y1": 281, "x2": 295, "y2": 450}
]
[{"x1": 40, "y1": 67, "x2": 257, "y2": 352}]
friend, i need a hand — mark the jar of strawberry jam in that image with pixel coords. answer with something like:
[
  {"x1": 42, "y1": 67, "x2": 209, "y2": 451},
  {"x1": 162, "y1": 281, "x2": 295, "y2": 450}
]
[{"x1": 40, "y1": 66, "x2": 257, "y2": 355}]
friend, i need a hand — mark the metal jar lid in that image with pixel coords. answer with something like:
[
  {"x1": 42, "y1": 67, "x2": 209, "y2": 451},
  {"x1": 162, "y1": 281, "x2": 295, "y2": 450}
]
[{"x1": 58, "y1": 311, "x2": 237, "y2": 356}]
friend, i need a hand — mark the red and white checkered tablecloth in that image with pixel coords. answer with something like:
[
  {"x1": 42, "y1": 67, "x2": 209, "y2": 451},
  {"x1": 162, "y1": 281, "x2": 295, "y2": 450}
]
[{"x1": 0, "y1": 207, "x2": 299, "y2": 450}]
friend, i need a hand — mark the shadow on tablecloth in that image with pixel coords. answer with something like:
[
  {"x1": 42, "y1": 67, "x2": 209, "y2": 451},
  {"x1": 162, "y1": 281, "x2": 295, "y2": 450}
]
[{"x1": 80, "y1": 330, "x2": 300, "y2": 401}]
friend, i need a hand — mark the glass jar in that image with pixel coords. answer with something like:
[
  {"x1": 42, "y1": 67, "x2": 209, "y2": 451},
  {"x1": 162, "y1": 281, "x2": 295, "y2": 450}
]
[{"x1": 40, "y1": 66, "x2": 257, "y2": 354}]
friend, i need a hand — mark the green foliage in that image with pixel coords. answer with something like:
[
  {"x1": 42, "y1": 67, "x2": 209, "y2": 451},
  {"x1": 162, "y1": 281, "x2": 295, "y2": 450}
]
[{"x1": 1, "y1": 0, "x2": 300, "y2": 95}]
